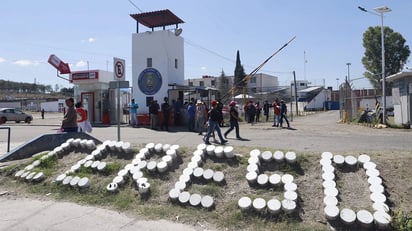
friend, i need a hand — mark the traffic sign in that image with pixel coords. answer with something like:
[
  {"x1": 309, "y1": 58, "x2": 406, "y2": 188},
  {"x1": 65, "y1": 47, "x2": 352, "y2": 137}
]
[
  {"x1": 48, "y1": 54, "x2": 71, "y2": 74},
  {"x1": 113, "y1": 57, "x2": 125, "y2": 80}
]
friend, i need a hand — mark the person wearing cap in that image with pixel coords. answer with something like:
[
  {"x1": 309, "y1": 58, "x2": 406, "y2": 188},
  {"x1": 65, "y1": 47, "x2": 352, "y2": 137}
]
[
  {"x1": 279, "y1": 99, "x2": 290, "y2": 128},
  {"x1": 204, "y1": 100, "x2": 227, "y2": 145},
  {"x1": 224, "y1": 101, "x2": 241, "y2": 139}
]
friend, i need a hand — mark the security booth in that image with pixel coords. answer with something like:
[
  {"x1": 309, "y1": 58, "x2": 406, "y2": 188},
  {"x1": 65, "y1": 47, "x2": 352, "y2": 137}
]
[
  {"x1": 130, "y1": 10, "x2": 185, "y2": 125},
  {"x1": 71, "y1": 70, "x2": 120, "y2": 125},
  {"x1": 386, "y1": 71, "x2": 412, "y2": 127}
]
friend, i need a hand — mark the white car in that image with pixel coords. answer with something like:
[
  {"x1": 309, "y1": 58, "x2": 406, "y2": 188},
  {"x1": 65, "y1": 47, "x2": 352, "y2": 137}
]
[{"x1": 0, "y1": 108, "x2": 33, "y2": 123}]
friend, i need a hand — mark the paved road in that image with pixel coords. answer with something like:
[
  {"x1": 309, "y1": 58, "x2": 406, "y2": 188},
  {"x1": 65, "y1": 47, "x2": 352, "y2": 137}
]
[
  {"x1": 0, "y1": 111, "x2": 411, "y2": 231},
  {"x1": 1, "y1": 111, "x2": 411, "y2": 155},
  {"x1": 0, "y1": 197, "x2": 201, "y2": 231}
]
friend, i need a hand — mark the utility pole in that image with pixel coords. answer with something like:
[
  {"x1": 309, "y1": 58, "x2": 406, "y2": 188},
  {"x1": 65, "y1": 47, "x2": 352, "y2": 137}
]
[{"x1": 293, "y1": 71, "x2": 298, "y2": 117}]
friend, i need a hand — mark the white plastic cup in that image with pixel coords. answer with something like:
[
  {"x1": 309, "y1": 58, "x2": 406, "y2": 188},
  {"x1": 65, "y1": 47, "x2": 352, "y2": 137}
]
[
  {"x1": 238, "y1": 196, "x2": 252, "y2": 211},
  {"x1": 273, "y1": 151, "x2": 284, "y2": 163}
]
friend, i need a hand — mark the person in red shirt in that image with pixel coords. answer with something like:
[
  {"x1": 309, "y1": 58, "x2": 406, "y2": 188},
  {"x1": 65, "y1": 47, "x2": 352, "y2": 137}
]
[
  {"x1": 75, "y1": 102, "x2": 88, "y2": 132},
  {"x1": 272, "y1": 99, "x2": 281, "y2": 127}
]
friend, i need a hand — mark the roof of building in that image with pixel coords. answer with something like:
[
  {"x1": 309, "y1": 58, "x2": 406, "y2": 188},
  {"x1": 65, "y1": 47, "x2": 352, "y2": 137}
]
[
  {"x1": 298, "y1": 86, "x2": 322, "y2": 93},
  {"x1": 386, "y1": 71, "x2": 412, "y2": 82},
  {"x1": 130, "y1": 9, "x2": 184, "y2": 29}
]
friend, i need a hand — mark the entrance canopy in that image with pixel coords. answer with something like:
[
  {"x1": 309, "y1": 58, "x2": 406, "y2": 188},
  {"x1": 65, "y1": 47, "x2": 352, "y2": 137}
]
[{"x1": 234, "y1": 94, "x2": 254, "y2": 99}]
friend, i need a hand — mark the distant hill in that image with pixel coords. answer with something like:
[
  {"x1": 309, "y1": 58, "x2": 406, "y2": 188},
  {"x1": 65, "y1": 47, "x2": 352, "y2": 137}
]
[{"x1": 0, "y1": 79, "x2": 73, "y2": 100}]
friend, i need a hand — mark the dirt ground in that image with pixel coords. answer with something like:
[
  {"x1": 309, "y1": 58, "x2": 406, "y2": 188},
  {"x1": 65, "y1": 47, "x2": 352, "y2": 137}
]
[{"x1": 1, "y1": 146, "x2": 411, "y2": 231}]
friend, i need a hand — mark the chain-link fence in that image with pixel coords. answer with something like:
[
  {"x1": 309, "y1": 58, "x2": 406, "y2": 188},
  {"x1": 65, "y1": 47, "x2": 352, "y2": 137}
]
[{"x1": 339, "y1": 80, "x2": 382, "y2": 123}]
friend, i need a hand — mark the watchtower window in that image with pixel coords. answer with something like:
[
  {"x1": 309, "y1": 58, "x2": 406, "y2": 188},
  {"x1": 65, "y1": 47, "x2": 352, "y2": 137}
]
[{"x1": 147, "y1": 58, "x2": 152, "y2": 68}]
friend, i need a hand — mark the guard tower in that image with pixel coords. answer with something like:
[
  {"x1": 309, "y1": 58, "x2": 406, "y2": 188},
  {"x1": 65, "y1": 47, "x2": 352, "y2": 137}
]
[{"x1": 130, "y1": 10, "x2": 185, "y2": 115}]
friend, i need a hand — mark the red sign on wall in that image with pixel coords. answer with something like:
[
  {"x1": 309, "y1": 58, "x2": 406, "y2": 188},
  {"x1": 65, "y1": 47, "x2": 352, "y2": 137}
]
[{"x1": 71, "y1": 71, "x2": 99, "y2": 81}]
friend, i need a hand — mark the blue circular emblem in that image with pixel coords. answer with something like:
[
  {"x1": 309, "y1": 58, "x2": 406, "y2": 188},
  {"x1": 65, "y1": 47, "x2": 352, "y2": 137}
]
[{"x1": 137, "y1": 68, "x2": 162, "y2": 95}]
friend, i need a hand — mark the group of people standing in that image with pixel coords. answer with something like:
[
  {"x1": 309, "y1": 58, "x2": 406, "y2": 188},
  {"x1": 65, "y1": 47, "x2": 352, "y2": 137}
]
[
  {"x1": 243, "y1": 99, "x2": 290, "y2": 128},
  {"x1": 132, "y1": 96, "x2": 290, "y2": 146},
  {"x1": 203, "y1": 100, "x2": 242, "y2": 145},
  {"x1": 271, "y1": 99, "x2": 290, "y2": 128},
  {"x1": 146, "y1": 97, "x2": 221, "y2": 134},
  {"x1": 147, "y1": 97, "x2": 172, "y2": 131},
  {"x1": 61, "y1": 97, "x2": 92, "y2": 133}
]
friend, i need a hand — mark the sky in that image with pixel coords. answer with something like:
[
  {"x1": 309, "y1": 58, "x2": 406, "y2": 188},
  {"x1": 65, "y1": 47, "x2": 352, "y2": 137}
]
[{"x1": 1, "y1": 0, "x2": 411, "y2": 91}]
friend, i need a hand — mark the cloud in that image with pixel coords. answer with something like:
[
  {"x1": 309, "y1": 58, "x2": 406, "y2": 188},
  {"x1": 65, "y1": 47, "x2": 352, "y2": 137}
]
[
  {"x1": 81, "y1": 37, "x2": 96, "y2": 43},
  {"x1": 75, "y1": 60, "x2": 88, "y2": 67},
  {"x1": 0, "y1": 57, "x2": 6, "y2": 63},
  {"x1": 201, "y1": 66, "x2": 207, "y2": 71},
  {"x1": 13, "y1": 59, "x2": 39, "y2": 66}
]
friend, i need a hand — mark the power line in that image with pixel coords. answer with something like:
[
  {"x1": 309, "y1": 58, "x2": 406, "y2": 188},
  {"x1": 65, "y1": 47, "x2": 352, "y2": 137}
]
[
  {"x1": 184, "y1": 39, "x2": 285, "y2": 75},
  {"x1": 127, "y1": 0, "x2": 143, "y2": 12},
  {"x1": 184, "y1": 39, "x2": 234, "y2": 63}
]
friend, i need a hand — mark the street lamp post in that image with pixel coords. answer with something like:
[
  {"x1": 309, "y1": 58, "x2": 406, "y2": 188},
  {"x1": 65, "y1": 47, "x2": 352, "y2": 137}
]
[
  {"x1": 359, "y1": 6, "x2": 391, "y2": 124},
  {"x1": 346, "y1": 63, "x2": 351, "y2": 82},
  {"x1": 375, "y1": 6, "x2": 391, "y2": 124},
  {"x1": 336, "y1": 78, "x2": 339, "y2": 90}
]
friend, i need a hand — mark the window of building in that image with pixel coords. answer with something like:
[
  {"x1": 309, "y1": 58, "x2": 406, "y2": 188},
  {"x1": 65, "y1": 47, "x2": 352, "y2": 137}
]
[
  {"x1": 211, "y1": 80, "x2": 215, "y2": 86},
  {"x1": 175, "y1": 59, "x2": 178, "y2": 69},
  {"x1": 300, "y1": 83, "x2": 306, "y2": 86},
  {"x1": 199, "y1": 81, "x2": 204, "y2": 87},
  {"x1": 147, "y1": 58, "x2": 152, "y2": 67},
  {"x1": 189, "y1": 81, "x2": 193, "y2": 87}
]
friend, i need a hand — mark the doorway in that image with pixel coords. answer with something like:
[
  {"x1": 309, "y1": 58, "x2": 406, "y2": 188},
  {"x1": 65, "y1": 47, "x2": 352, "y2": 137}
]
[{"x1": 81, "y1": 92, "x2": 94, "y2": 123}]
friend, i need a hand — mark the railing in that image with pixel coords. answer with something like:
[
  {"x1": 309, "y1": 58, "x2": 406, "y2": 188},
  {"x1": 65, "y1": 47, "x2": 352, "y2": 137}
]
[{"x1": 0, "y1": 127, "x2": 11, "y2": 153}]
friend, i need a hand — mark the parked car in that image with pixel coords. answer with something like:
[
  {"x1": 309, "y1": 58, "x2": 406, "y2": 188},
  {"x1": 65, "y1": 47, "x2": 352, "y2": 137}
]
[{"x1": 0, "y1": 108, "x2": 33, "y2": 123}]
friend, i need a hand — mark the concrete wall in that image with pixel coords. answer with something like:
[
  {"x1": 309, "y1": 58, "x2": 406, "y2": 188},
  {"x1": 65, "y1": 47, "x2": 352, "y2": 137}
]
[
  {"x1": 40, "y1": 99, "x2": 65, "y2": 112},
  {"x1": 306, "y1": 89, "x2": 331, "y2": 110},
  {"x1": 0, "y1": 102, "x2": 21, "y2": 109},
  {"x1": 132, "y1": 30, "x2": 184, "y2": 114},
  {"x1": 394, "y1": 95, "x2": 410, "y2": 125}
]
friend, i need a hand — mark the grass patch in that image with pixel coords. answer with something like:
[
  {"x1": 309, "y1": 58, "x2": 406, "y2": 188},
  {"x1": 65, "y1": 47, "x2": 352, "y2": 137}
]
[
  {"x1": 0, "y1": 164, "x2": 19, "y2": 175},
  {"x1": 105, "y1": 162, "x2": 122, "y2": 174},
  {"x1": 392, "y1": 209, "x2": 412, "y2": 231},
  {"x1": 38, "y1": 156, "x2": 58, "y2": 169},
  {"x1": 3, "y1": 146, "x2": 406, "y2": 231}
]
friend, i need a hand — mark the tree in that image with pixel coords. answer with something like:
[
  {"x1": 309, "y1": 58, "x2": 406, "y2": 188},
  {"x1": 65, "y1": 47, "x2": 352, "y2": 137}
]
[
  {"x1": 216, "y1": 69, "x2": 231, "y2": 99},
  {"x1": 60, "y1": 87, "x2": 74, "y2": 96},
  {"x1": 362, "y1": 26, "x2": 410, "y2": 91},
  {"x1": 234, "y1": 50, "x2": 246, "y2": 96}
]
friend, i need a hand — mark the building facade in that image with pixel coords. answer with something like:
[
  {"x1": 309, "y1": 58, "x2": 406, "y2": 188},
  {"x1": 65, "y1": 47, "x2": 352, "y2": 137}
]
[
  {"x1": 185, "y1": 73, "x2": 278, "y2": 94},
  {"x1": 386, "y1": 71, "x2": 412, "y2": 126},
  {"x1": 130, "y1": 10, "x2": 185, "y2": 114}
]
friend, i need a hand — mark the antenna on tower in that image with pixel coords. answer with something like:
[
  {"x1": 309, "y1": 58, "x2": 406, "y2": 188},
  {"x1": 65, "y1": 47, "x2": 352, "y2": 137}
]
[{"x1": 175, "y1": 28, "x2": 183, "y2": 36}]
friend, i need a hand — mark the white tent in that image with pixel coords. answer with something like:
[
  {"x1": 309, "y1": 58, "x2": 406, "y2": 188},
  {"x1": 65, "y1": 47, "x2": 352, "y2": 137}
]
[{"x1": 234, "y1": 94, "x2": 254, "y2": 99}]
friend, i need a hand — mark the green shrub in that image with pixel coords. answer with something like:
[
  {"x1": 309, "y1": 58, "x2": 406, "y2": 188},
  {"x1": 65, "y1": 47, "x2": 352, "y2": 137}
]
[{"x1": 392, "y1": 209, "x2": 412, "y2": 231}]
